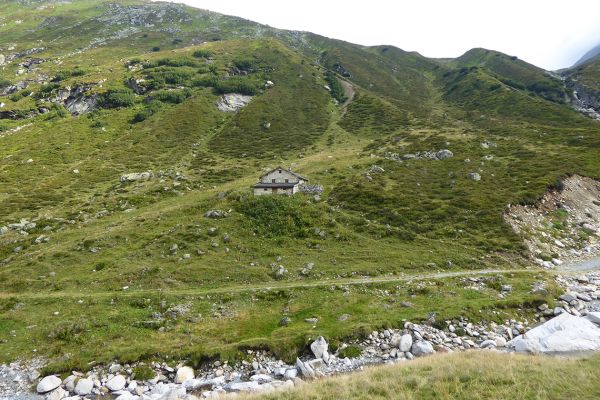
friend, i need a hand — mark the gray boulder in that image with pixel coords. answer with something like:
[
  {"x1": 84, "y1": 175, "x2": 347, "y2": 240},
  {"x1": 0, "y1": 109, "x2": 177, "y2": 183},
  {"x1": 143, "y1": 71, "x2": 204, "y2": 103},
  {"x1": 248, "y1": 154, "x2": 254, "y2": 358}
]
[
  {"x1": 174, "y1": 366, "x2": 194, "y2": 384},
  {"x1": 216, "y1": 93, "x2": 253, "y2": 112},
  {"x1": 106, "y1": 374, "x2": 126, "y2": 391},
  {"x1": 436, "y1": 149, "x2": 454, "y2": 160},
  {"x1": 120, "y1": 171, "x2": 153, "y2": 183},
  {"x1": 399, "y1": 334, "x2": 413, "y2": 352},
  {"x1": 295, "y1": 358, "x2": 315, "y2": 379},
  {"x1": 74, "y1": 378, "x2": 94, "y2": 395},
  {"x1": 204, "y1": 210, "x2": 229, "y2": 218},
  {"x1": 37, "y1": 375, "x2": 61, "y2": 393},
  {"x1": 467, "y1": 172, "x2": 481, "y2": 181},
  {"x1": 509, "y1": 313, "x2": 600, "y2": 353},
  {"x1": 411, "y1": 340, "x2": 435, "y2": 356},
  {"x1": 310, "y1": 336, "x2": 328, "y2": 359}
]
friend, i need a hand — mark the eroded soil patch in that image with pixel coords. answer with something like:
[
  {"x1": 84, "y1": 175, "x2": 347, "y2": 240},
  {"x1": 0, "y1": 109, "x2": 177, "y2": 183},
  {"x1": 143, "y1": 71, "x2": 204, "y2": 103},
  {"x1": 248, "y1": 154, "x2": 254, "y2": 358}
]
[{"x1": 505, "y1": 175, "x2": 600, "y2": 269}]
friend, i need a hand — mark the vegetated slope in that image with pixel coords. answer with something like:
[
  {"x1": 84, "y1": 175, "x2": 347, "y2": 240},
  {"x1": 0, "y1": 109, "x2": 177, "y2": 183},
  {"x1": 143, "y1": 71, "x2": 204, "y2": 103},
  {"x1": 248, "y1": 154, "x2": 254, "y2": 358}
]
[
  {"x1": 453, "y1": 48, "x2": 567, "y2": 103},
  {"x1": 573, "y1": 42, "x2": 600, "y2": 67},
  {"x1": 563, "y1": 54, "x2": 600, "y2": 115},
  {"x1": 242, "y1": 352, "x2": 600, "y2": 400},
  {"x1": 0, "y1": 0, "x2": 599, "y2": 372}
]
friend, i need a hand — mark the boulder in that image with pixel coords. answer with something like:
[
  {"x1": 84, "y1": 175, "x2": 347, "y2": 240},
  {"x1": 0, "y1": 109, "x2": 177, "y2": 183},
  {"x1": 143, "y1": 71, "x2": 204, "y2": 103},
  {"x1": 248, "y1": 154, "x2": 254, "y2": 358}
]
[
  {"x1": 174, "y1": 366, "x2": 195, "y2": 384},
  {"x1": 62, "y1": 375, "x2": 77, "y2": 392},
  {"x1": 284, "y1": 368, "x2": 298, "y2": 380},
  {"x1": 310, "y1": 336, "x2": 328, "y2": 359},
  {"x1": 295, "y1": 358, "x2": 315, "y2": 379},
  {"x1": 216, "y1": 93, "x2": 253, "y2": 112},
  {"x1": 74, "y1": 378, "x2": 94, "y2": 395},
  {"x1": 509, "y1": 313, "x2": 600, "y2": 353},
  {"x1": 37, "y1": 375, "x2": 62, "y2": 393},
  {"x1": 120, "y1": 171, "x2": 153, "y2": 183},
  {"x1": 436, "y1": 149, "x2": 454, "y2": 160},
  {"x1": 228, "y1": 381, "x2": 260, "y2": 392},
  {"x1": 467, "y1": 172, "x2": 481, "y2": 181},
  {"x1": 204, "y1": 210, "x2": 228, "y2": 218},
  {"x1": 46, "y1": 387, "x2": 67, "y2": 400},
  {"x1": 411, "y1": 340, "x2": 435, "y2": 356},
  {"x1": 399, "y1": 334, "x2": 413, "y2": 352},
  {"x1": 106, "y1": 374, "x2": 127, "y2": 391}
]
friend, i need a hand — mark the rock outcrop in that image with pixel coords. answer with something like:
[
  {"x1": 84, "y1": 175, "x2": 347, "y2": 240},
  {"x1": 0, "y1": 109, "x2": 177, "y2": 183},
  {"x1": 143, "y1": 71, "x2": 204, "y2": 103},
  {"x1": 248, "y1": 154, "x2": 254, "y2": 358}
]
[{"x1": 216, "y1": 93, "x2": 253, "y2": 112}]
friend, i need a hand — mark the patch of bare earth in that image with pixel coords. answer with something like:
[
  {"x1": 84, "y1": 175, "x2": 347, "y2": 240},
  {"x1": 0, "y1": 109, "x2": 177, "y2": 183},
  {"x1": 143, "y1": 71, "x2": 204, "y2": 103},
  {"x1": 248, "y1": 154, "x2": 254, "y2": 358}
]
[{"x1": 504, "y1": 175, "x2": 600, "y2": 269}]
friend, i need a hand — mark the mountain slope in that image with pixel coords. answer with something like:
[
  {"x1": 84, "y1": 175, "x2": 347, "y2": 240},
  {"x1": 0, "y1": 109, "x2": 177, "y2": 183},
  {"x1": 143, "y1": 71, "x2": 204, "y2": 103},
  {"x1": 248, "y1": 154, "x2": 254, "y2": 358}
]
[
  {"x1": 0, "y1": 0, "x2": 599, "y2": 373},
  {"x1": 573, "y1": 42, "x2": 600, "y2": 67}
]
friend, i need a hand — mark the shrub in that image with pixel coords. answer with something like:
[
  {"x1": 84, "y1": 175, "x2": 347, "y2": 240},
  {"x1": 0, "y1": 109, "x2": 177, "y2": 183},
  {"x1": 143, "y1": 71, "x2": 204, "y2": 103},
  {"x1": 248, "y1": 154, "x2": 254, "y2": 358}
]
[
  {"x1": 338, "y1": 345, "x2": 362, "y2": 359},
  {"x1": 192, "y1": 76, "x2": 217, "y2": 88},
  {"x1": 238, "y1": 196, "x2": 316, "y2": 238},
  {"x1": 193, "y1": 49, "x2": 213, "y2": 58},
  {"x1": 132, "y1": 100, "x2": 162, "y2": 123},
  {"x1": 9, "y1": 91, "x2": 27, "y2": 102},
  {"x1": 35, "y1": 83, "x2": 60, "y2": 99},
  {"x1": 151, "y1": 46, "x2": 160, "y2": 52},
  {"x1": 214, "y1": 77, "x2": 259, "y2": 95},
  {"x1": 101, "y1": 88, "x2": 136, "y2": 108},
  {"x1": 133, "y1": 365, "x2": 155, "y2": 381},
  {"x1": 232, "y1": 58, "x2": 255, "y2": 71},
  {"x1": 324, "y1": 71, "x2": 347, "y2": 103},
  {"x1": 0, "y1": 78, "x2": 11, "y2": 89},
  {"x1": 151, "y1": 89, "x2": 192, "y2": 104},
  {"x1": 55, "y1": 105, "x2": 69, "y2": 118},
  {"x1": 51, "y1": 68, "x2": 85, "y2": 82}
]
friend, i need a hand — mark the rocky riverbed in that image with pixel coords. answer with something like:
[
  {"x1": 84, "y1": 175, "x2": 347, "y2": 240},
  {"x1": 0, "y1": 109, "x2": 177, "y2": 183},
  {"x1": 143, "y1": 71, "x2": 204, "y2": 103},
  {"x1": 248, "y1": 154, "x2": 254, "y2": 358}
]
[{"x1": 3, "y1": 269, "x2": 600, "y2": 400}]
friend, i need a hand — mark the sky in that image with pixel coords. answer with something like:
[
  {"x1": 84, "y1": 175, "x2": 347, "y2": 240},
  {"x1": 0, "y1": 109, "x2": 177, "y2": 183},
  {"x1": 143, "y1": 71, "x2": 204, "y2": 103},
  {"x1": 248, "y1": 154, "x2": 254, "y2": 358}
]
[{"x1": 159, "y1": 0, "x2": 600, "y2": 70}]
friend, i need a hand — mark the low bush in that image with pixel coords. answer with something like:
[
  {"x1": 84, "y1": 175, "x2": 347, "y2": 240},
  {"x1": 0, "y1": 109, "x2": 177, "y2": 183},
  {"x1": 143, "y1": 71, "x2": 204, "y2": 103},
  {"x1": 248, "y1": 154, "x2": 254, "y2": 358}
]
[
  {"x1": 238, "y1": 196, "x2": 317, "y2": 238},
  {"x1": 101, "y1": 88, "x2": 136, "y2": 108},
  {"x1": 193, "y1": 49, "x2": 213, "y2": 58}
]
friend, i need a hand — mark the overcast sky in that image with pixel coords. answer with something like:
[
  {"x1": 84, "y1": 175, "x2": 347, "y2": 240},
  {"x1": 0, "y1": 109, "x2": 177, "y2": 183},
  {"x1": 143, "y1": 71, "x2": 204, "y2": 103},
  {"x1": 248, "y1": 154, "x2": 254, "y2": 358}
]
[{"x1": 160, "y1": 0, "x2": 600, "y2": 70}]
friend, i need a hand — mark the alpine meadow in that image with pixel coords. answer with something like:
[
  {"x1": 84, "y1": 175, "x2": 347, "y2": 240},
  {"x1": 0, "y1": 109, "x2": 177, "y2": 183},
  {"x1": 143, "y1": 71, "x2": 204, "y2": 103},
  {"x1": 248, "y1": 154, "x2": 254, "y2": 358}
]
[{"x1": 1, "y1": 1, "x2": 600, "y2": 399}]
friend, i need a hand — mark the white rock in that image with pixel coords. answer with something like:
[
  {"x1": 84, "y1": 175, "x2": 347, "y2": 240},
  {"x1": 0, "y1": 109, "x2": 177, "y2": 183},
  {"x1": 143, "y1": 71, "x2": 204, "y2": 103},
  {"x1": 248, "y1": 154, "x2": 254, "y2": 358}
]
[
  {"x1": 63, "y1": 375, "x2": 77, "y2": 392},
  {"x1": 106, "y1": 375, "x2": 127, "y2": 391},
  {"x1": 295, "y1": 358, "x2": 315, "y2": 379},
  {"x1": 229, "y1": 381, "x2": 260, "y2": 392},
  {"x1": 74, "y1": 378, "x2": 94, "y2": 395},
  {"x1": 216, "y1": 93, "x2": 253, "y2": 112},
  {"x1": 37, "y1": 375, "x2": 62, "y2": 393},
  {"x1": 585, "y1": 312, "x2": 600, "y2": 325},
  {"x1": 283, "y1": 368, "x2": 298, "y2": 380},
  {"x1": 45, "y1": 387, "x2": 67, "y2": 400},
  {"x1": 399, "y1": 334, "x2": 413, "y2": 352},
  {"x1": 509, "y1": 313, "x2": 600, "y2": 353},
  {"x1": 250, "y1": 374, "x2": 272, "y2": 383},
  {"x1": 310, "y1": 336, "x2": 328, "y2": 359},
  {"x1": 479, "y1": 340, "x2": 496, "y2": 349},
  {"x1": 411, "y1": 340, "x2": 435, "y2": 356},
  {"x1": 120, "y1": 171, "x2": 153, "y2": 183},
  {"x1": 175, "y1": 366, "x2": 195, "y2": 384},
  {"x1": 114, "y1": 392, "x2": 136, "y2": 400}
]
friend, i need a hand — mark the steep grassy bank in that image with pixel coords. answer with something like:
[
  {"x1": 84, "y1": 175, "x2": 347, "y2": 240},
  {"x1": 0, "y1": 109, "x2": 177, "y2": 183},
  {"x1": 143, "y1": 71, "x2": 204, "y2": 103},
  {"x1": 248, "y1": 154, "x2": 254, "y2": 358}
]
[{"x1": 243, "y1": 352, "x2": 600, "y2": 400}]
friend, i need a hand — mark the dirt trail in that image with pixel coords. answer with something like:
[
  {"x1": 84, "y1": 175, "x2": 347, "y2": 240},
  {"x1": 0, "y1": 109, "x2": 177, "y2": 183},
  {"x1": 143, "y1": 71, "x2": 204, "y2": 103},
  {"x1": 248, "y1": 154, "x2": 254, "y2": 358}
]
[
  {"x1": 0, "y1": 268, "x2": 531, "y2": 299},
  {"x1": 505, "y1": 175, "x2": 600, "y2": 270}
]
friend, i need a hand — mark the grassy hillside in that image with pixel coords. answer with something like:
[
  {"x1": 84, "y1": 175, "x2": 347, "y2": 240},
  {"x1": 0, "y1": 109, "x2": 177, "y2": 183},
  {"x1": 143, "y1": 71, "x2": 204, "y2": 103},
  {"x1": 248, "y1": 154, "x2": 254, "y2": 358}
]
[
  {"x1": 0, "y1": 0, "x2": 599, "y2": 374},
  {"x1": 243, "y1": 352, "x2": 600, "y2": 400}
]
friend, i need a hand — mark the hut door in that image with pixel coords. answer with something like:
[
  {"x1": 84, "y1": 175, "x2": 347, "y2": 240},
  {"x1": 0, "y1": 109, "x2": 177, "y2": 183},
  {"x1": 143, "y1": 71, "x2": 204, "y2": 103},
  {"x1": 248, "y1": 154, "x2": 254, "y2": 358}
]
[{"x1": 272, "y1": 188, "x2": 277, "y2": 194}]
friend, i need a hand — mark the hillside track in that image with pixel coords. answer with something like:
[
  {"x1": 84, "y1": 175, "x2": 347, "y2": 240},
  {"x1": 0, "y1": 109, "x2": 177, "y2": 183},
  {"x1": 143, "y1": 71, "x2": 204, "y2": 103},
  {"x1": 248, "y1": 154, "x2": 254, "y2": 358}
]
[{"x1": 0, "y1": 268, "x2": 535, "y2": 300}]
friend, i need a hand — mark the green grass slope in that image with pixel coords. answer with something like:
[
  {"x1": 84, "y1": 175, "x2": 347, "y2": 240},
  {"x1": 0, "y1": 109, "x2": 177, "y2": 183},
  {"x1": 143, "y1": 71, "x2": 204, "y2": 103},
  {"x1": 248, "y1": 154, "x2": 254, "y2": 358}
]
[
  {"x1": 0, "y1": 0, "x2": 599, "y2": 373},
  {"x1": 244, "y1": 352, "x2": 600, "y2": 400}
]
